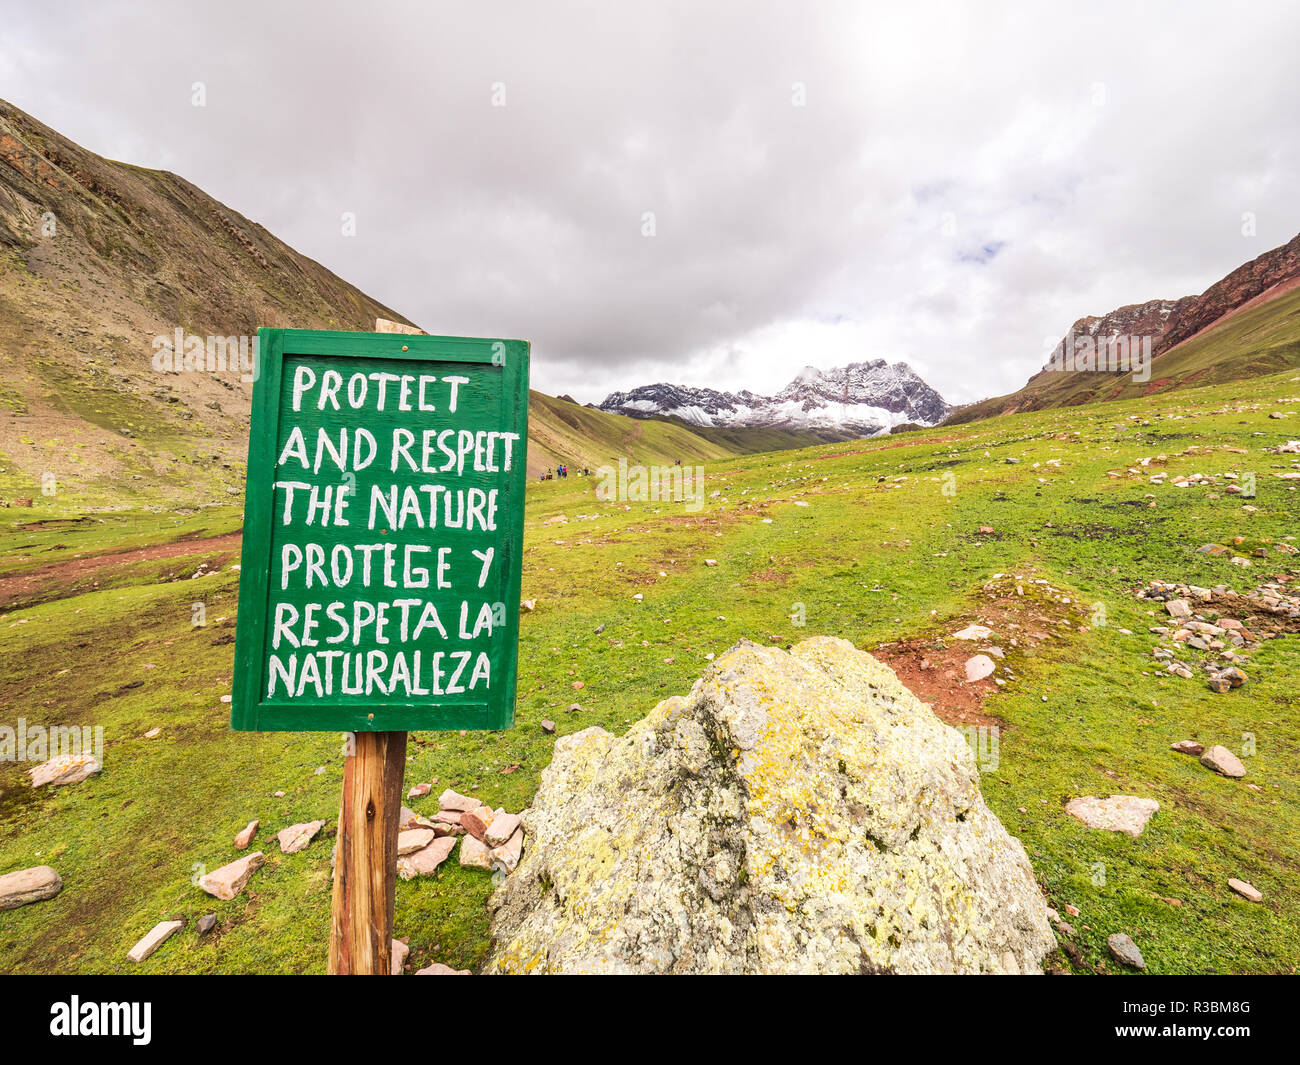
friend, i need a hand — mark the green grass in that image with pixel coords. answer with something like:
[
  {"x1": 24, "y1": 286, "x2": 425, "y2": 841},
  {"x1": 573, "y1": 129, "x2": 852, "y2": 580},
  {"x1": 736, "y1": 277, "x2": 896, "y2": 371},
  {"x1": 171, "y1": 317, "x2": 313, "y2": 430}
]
[{"x1": 1, "y1": 369, "x2": 1297, "y2": 973}]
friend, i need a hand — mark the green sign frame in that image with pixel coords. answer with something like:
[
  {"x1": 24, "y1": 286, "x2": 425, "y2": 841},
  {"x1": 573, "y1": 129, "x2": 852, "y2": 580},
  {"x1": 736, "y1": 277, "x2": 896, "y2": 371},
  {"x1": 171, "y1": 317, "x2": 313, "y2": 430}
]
[{"x1": 231, "y1": 328, "x2": 529, "y2": 732}]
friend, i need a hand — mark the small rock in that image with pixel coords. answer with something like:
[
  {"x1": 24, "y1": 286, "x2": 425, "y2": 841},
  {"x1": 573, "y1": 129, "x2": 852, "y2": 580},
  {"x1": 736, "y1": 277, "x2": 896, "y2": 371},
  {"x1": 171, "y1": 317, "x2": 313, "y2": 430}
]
[
  {"x1": 0, "y1": 865, "x2": 62, "y2": 910},
  {"x1": 1170, "y1": 740, "x2": 1204, "y2": 756},
  {"x1": 416, "y1": 962, "x2": 471, "y2": 975},
  {"x1": 540, "y1": 720, "x2": 556, "y2": 734},
  {"x1": 392, "y1": 938, "x2": 409, "y2": 975},
  {"x1": 234, "y1": 820, "x2": 259, "y2": 850},
  {"x1": 952, "y1": 624, "x2": 994, "y2": 640},
  {"x1": 461, "y1": 807, "x2": 495, "y2": 842},
  {"x1": 964, "y1": 654, "x2": 995, "y2": 682},
  {"x1": 484, "y1": 811, "x2": 521, "y2": 847},
  {"x1": 1165, "y1": 599, "x2": 1192, "y2": 618},
  {"x1": 144, "y1": 727, "x2": 161, "y2": 739},
  {"x1": 438, "y1": 789, "x2": 479, "y2": 812},
  {"x1": 1228, "y1": 878, "x2": 1262, "y2": 902},
  {"x1": 704, "y1": 558, "x2": 718, "y2": 566},
  {"x1": 1065, "y1": 795, "x2": 1159, "y2": 837},
  {"x1": 1200, "y1": 745, "x2": 1246, "y2": 778},
  {"x1": 128, "y1": 920, "x2": 184, "y2": 964},
  {"x1": 407, "y1": 783, "x2": 431, "y2": 799},
  {"x1": 277, "y1": 820, "x2": 325, "y2": 854},
  {"x1": 196, "y1": 913, "x2": 218, "y2": 936},
  {"x1": 398, "y1": 829, "x2": 435, "y2": 855},
  {"x1": 1106, "y1": 933, "x2": 1145, "y2": 970},
  {"x1": 199, "y1": 852, "x2": 265, "y2": 900},
  {"x1": 459, "y1": 834, "x2": 493, "y2": 869},
  {"x1": 27, "y1": 753, "x2": 101, "y2": 788},
  {"x1": 489, "y1": 828, "x2": 524, "y2": 873},
  {"x1": 396, "y1": 836, "x2": 457, "y2": 879},
  {"x1": 1218, "y1": 666, "x2": 1248, "y2": 688}
]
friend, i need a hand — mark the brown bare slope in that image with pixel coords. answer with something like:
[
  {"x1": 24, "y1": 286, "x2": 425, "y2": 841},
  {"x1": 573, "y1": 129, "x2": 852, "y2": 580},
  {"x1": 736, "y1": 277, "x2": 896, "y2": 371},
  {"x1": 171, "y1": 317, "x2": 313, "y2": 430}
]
[{"x1": 948, "y1": 232, "x2": 1300, "y2": 425}]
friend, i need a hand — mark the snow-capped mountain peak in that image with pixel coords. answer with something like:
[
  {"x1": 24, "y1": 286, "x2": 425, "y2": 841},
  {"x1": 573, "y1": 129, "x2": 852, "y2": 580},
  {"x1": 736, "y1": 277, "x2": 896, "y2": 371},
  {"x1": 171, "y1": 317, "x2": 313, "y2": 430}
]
[{"x1": 598, "y1": 360, "x2": 951, "y2": 438}]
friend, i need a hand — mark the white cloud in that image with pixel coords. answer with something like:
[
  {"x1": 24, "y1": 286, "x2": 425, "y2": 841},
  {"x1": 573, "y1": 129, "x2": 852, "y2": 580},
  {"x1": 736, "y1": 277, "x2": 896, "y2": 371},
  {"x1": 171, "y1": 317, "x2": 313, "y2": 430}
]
[{"x1": 3, "y1": 0, "x2": 1297, "y2": 406}]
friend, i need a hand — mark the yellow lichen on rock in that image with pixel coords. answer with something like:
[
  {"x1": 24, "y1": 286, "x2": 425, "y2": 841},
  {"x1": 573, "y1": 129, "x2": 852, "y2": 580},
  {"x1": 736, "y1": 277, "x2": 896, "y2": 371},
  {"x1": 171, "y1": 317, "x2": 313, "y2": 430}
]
[{"x1": 486, "y1": 637, "x2": 1055, "y2": 974}]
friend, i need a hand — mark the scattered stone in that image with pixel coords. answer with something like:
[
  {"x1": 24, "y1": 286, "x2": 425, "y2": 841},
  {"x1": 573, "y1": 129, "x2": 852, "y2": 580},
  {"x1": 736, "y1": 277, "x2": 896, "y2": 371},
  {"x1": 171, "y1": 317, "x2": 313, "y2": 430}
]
[
  {"x1": 0, "y1": 865, "x2": 62, "y2": 910},
  {"x1": 438, "y1": 789, "x2": 479, "y2": 812},
  {"x1": 1106, "y1": 933, "x2": 1145, "y2": 970},
  {"x1": 197, "y1": 913, "x2": 218, "y2": 936},
  {"x1": 1065, "y1": 795, "x2": 1159, "y2": 837},
  {"x1": 416, "y1": 962, "x2": 471, "y2": 975},
  {"x1": 964, "y1": 654, "x2": 995, "y2": 682},
  {"x1": 461, "y1": 807, "x2": 495, "y2": 842},
  {"x1": 521, "y1": 599, "x2": 536, "y2": 612},
  {"x1": 1200, "y1": 745, "x2": 1246, "y2": 778},
  {"x1": 27, "y1": 753, "x2": 101, "y2": 788},
  {"x1": 484, "y1": 811, "x2": 521, "y2": 847},
  {"x1": 1228, "y1": 878, "x2": 1262, "y2": 902},
  {"x1": 199, "y1": 852, "x2": 265, "y2": 900},
  {"x1": 1170, "y1": 740, "x2": 1204, "y2": 756},
  {"x1": 704, "y1": 559, "x2": 718, "y2": 566},
  {"x1": 407, "y1": 783, "x2": 431, "y2": 799},
  {"x1": 540, "y1": 720, "x2": 556, "y2": 734},
  {"x1": 392, "y1": 938, "x2": 409, "y2": 975},
  {"x1": 398, "y1": 829, "x2": 435, "y2": 855},
  {"x1": 144, "y1": 727, "x2": 161, "y2": 738},
  {"x1": 128, "y1": 920, "x2": 185, "y2": 964},
  {"x1": 1207, "y1": 675, "x2": 1232, "y2": 693},
  {"x1": 484, "y1": 636, "x2": 1055, "y2": 974},
  {"x1": 277, "y1": 820, "x2": 325, "y2": 854},
  {"x1": 952, "y1": 623, "x2": 994, "y2": 640},
  {"x1": 397, "y1": 836, "x2": 457, "y2": 879},
  {"x1": 400, "y1": 806, "x2": 436, "y2": 831},
  {"x1": 489, "y1": 828, "x2": 524, "y2": 874},
  {"x1": 1218, "y1": 666, "x2": 1248, "y2": 688},
  {"x1": 459, "y1": 834, "x2": 493, "y2": 870},
  {"x1": 234, "y1": 820, "x2": 259, "y2": 850},
  {"x1": 1165, "y1": 599, "x2": 1192, "y2": 618}
]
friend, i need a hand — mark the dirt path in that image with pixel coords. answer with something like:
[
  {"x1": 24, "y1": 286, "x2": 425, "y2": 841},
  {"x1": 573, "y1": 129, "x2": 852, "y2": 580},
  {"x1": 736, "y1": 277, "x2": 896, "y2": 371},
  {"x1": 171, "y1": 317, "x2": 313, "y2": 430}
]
[{"x1": 0, "y1": 531, "x2": 243, "y2": 608}]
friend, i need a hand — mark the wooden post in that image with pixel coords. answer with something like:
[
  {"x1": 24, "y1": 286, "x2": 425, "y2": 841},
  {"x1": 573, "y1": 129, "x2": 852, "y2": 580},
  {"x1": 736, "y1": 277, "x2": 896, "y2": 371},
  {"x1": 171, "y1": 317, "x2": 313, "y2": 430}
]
[{"x1": 329, "y1": 731, "x2": 407, "y2": 974}]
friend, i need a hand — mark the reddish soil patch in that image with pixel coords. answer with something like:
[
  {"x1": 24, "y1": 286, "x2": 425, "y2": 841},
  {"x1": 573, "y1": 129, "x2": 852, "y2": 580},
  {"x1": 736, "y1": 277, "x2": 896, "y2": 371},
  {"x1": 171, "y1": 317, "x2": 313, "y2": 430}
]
[
  {"x1": 0, "y1": 531, "x2": 242, "y2": 608},
  {"x1": 872, "y1": 638, "x2": 1007, "y2": 729},
  {"x1": 871, "y1": 577, "x2": 1087, "y2": 729}
]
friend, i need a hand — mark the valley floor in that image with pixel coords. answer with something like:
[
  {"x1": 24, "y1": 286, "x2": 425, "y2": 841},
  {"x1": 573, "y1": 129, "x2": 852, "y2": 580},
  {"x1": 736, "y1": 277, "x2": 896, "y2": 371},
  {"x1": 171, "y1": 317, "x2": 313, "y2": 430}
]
[{"x1": 1, "y1": 370, "x2": 1298, "y2": 974}]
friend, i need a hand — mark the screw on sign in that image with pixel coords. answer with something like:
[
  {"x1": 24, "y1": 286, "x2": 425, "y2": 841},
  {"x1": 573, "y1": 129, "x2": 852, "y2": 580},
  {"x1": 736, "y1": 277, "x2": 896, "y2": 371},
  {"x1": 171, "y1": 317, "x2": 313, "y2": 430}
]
[{"x1": 232, "y1": 327, "x2": 529, "y2": 974}]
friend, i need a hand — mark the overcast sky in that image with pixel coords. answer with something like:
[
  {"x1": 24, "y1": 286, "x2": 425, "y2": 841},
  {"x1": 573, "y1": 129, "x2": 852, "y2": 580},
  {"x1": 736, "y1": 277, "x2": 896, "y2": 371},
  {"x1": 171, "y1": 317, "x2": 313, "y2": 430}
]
[{"x1": 4, "y1": 1, "x2": 1298, "y2": 404}]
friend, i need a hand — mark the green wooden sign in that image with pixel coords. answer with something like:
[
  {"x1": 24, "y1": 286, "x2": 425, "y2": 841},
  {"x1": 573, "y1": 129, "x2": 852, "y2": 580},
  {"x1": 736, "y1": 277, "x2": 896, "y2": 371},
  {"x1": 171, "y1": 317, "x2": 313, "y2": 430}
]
[{"x1": 232, "y1": 328, "x2": 530, "y2": 732}]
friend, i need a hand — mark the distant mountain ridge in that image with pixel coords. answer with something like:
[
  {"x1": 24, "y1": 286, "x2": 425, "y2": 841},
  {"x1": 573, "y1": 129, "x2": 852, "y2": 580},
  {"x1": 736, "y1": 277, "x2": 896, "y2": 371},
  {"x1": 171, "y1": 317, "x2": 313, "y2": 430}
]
[
  {"x1": 949, "y1": 232, "x2": 1300, "y2": 424},
  {"x1": 600, "y1": 359, "x2": 952, "y2": 439}
]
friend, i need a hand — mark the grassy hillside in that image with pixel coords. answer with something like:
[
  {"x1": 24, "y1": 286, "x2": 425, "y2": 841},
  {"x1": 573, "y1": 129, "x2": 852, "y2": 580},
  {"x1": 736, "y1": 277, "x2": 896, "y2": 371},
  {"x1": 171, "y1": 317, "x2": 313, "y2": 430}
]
[
  {"x1": 524, "y1": 390, "x2": 734, "y2": 476},
  {"x1": 0, "y1": 98, "x2": 732, "y2": 507},
  {"x1": 2, "y1": 366, "x2": 1297, "y2": 974},
  {"x1": 951, "y1": 276, "x2": 1300, "y2": 425}
]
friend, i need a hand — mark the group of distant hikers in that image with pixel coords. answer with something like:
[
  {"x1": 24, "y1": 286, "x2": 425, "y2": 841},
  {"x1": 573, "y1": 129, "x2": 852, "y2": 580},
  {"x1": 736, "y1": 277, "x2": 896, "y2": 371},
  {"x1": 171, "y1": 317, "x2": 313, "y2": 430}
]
[{"x1": 539, "y1": 464, "x2": 591, "y2": 481}]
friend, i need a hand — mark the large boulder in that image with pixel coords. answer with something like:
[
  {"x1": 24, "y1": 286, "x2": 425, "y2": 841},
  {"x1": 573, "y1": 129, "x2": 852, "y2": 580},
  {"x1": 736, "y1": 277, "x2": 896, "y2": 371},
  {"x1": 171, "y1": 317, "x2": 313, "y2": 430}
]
[{"x1": 485, "y1": 637, "x2": 1054, "y2": 974}]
